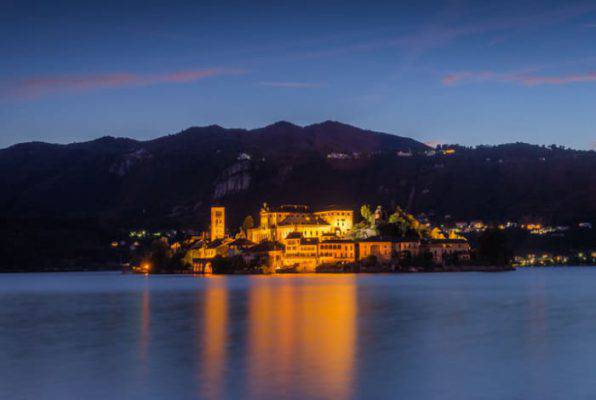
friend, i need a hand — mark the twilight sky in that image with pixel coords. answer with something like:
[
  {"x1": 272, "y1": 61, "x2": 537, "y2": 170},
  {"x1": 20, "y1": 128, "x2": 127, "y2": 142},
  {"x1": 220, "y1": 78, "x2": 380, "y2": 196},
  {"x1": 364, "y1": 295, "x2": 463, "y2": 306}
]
[{"x1": 1, "y1": 0, "x2": 596, "y2": 149}]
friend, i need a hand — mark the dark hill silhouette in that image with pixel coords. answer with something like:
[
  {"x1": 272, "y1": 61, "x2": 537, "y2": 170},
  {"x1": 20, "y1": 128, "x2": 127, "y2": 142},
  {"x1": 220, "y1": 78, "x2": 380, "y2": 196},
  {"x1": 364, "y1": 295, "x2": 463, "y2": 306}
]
[
  {"x1": 1, "y1": 121, "x2": 594, "y2": 226},
  {"x1": 0, "y1": 121, "x2": 429, "y2": 218},
  {"x1": 0, "y1": 121, "x2": 594, "y2": 270}
]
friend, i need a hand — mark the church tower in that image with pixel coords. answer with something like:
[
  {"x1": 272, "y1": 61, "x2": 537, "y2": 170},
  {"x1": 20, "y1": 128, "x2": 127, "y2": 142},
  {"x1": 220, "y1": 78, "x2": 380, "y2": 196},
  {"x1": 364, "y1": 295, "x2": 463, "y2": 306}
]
[{"x1": 210, "y1": 206, "x2": 226, "y2": 240}]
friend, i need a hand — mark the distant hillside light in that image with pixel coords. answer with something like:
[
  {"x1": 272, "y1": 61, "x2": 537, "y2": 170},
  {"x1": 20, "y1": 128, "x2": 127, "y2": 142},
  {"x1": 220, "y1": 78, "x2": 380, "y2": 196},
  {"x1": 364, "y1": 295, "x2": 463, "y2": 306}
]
[{"x1": 142, "y1": 262, "x2": 151, "y2": 273}]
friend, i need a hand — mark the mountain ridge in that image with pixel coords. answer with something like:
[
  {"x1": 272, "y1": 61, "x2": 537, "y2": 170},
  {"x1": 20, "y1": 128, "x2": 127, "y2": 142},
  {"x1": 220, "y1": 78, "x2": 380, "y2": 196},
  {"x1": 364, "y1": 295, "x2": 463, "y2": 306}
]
[
  {"x1": 0, "y1": 120, "x2": 594, "y2": 270},
  {"x1": 4, "y1": 120, "x2": 592, "y2": 153},
  {"x1": 0, "y1": 121, "x2": 593, "y2": 228},
  {"x1": 1, "y1": 121, "x2": 426, "y2": 151}
]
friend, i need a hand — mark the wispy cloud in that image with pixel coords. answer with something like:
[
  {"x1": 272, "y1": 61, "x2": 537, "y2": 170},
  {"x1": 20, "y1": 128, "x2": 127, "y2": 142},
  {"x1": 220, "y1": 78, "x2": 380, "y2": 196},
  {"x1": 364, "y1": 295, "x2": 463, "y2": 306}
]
[
  {"x1": 8, "y1": 67, "x2": 246, "y2": 99},
  {"x1": 442, "y1": 71, "x2": 499, "y2": 86},
  {"x1": 442, "y1": 70, "x2": 596, "y2": 86},
  {"x1": 258, "y1": 81, "x2": 324, "y2": 88},
  {"x1": 280, "y1": 3, "x2": 596, "y2": 64},
  {"x1": 521, "y1": 72, "x2": 596, "y2": 86}
]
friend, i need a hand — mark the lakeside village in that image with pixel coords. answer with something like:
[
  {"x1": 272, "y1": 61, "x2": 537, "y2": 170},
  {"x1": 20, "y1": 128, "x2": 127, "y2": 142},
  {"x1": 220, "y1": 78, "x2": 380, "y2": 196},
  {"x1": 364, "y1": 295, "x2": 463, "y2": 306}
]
[{"x1": 128, "y1": 203, "x2": 519, "y2": 275}]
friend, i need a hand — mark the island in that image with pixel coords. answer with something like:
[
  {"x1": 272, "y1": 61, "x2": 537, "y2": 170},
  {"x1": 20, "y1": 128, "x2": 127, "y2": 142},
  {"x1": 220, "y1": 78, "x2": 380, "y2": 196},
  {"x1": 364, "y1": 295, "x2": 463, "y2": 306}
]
[{"x1": 130, "y1": 203, "x2": 514, "y2": 274}]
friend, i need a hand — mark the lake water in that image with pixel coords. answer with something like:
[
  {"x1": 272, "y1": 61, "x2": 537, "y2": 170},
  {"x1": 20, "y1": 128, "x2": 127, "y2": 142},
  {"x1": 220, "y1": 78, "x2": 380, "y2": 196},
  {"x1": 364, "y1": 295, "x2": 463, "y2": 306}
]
[{"x1": 2, "y1": 269, "x2": 596, "y2": 399}]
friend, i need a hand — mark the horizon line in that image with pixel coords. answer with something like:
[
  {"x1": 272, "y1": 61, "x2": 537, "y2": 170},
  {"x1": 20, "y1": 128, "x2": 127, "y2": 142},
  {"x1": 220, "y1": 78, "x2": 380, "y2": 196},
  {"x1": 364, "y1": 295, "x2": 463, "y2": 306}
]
[{"x1": 1, "y1": 119, "x2": 593, "y2": 152}]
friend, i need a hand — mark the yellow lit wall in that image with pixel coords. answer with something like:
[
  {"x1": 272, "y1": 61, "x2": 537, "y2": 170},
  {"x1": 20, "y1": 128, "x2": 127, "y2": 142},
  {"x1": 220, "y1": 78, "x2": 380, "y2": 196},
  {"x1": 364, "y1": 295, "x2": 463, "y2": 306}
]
[
  {"x1": 358, "y1": 241, "x2": 393, "y2": 262},
  {"x1": 283, "y1": 237, "x2": 319, "y2": 271},
  {"x1": 319, "y1": 241, "x2": 356, "y2": 264},
  {"x1": 314, "y1": 210, "x2": 354, "y2": 234},
  {"x1": 210, "y1": 207, "x2": 226, "y2": 240},
  {"x1": 392, "y1": 241, "x2": 420, "y2": 256}
]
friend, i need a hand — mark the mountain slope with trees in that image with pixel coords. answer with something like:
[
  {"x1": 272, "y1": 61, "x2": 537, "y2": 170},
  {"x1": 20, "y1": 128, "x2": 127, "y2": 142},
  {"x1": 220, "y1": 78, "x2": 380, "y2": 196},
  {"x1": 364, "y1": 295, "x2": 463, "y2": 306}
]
[{"x1": 0, "y1": 121, "x2": 594, "y2": 269}]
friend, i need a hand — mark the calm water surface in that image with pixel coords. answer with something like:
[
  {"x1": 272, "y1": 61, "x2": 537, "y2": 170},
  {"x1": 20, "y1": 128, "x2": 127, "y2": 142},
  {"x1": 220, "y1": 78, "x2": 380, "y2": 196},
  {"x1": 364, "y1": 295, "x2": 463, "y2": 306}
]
[{"x1": 2, "y1": 269, "x2": 596, "y2": 400}]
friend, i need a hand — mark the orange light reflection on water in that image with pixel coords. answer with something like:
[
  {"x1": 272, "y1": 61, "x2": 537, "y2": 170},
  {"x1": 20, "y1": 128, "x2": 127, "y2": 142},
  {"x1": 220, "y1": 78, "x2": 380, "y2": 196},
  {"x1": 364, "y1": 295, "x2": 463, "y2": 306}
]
[
  {"x1": 137, "y1": 283, "x2": 150, "y2": 378},
  {"x1": 134, "y1": 275, "x2": 358, "y2": 399},
  {"x1": 246, "y1": 275, "x2": 357, "y2": 400},
  {"x1": 197, "y1": 277, "x2": 229, "y2": 400}
]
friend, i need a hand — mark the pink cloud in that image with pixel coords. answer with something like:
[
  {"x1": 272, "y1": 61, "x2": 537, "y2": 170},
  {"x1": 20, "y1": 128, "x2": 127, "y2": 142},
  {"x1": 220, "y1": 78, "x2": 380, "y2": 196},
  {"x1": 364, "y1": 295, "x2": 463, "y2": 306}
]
[
  {"x1": 11, "y1": 67, "x2": 245, "y2": 99},
  {"x1": 442, "y1": 70, "x2": 596, "y2": 87},
  {"x1": 258, "y1": 81, "x2": 323, "y2": 88},
  {"x1": 521, "y1": 72, "x2": 596, "y2": 86},
  {"x1": 159, "y1": 69, "x2": 238, "y2": 83},
  {"x1": 442, "y1": 71, "x2": 497, "y2": 86}
]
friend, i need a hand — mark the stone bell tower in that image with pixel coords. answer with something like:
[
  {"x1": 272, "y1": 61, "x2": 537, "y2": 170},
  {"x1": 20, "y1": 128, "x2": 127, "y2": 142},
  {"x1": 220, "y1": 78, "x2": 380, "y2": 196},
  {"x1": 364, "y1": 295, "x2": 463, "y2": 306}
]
[{"x1": 210, "y1": 206, "x2": 226, "y2": 240}]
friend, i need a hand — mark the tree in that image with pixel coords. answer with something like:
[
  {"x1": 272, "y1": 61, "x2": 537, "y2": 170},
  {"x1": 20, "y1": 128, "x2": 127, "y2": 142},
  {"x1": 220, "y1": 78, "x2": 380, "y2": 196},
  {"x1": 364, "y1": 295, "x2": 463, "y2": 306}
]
[
  {"x1": 477, "y1": 229, "x2": 512, "y2": 266},
  {"x1": 212, "y1": 254, "x2": 247, "y2": 274},
  {"x1": 362, "y1": 255, "x2": 379, "y2": 270},
  {"x1": 409, "y1": 252, "x2": 435, "y2": 270},
  {"x1": 360, "y1": 205, "x2": 374, "y2": 225},
  {"x1": 388, "y1": 213, "x2": 400, "y2": 224},
  {"x1": 387, "y1": 211, "x2": 408, "y2": 237},
  {"x1": 148, "y1": 238, "x2": 172, "y2": 272},
  {"x1": 241, "y1": 215, "x2": 255, "y2": 237},
  {"x1": 211, "y1": 255, "x2": 229, "y2": 274},
  {"x1": 144, "y1": 238, "x2": 190, "y2": 273}
]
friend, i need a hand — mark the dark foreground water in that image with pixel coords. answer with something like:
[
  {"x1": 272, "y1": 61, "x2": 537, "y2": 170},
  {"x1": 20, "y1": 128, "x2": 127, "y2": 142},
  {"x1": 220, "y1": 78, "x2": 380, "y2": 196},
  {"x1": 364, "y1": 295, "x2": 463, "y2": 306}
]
[{"x1": 2, "y1": 269, "x2": 596, "y2": 400}]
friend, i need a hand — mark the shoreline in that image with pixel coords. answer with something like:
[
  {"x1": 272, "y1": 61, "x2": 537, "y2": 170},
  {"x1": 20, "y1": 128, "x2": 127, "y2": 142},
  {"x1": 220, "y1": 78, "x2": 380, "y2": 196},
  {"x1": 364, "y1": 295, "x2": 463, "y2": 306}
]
[
  {"x1": 8, "y1": 264, "x2": 596, "y2": 274},
  {"x1": 125, "y1": 264, "x2": 517, "y2": 275}
]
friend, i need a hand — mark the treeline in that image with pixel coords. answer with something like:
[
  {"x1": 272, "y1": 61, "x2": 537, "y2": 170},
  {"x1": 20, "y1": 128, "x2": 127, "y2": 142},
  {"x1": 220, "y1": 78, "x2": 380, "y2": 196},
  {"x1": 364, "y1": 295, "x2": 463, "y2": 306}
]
[{"x1": 0, "y1": 217, "x2": 124, "y2": 272}]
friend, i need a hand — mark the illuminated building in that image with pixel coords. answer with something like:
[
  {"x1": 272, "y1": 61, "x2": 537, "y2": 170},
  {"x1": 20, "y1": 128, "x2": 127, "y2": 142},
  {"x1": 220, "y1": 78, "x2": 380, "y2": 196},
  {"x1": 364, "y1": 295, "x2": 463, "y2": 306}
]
[
  {"x1": 247, "y1": 204, "x2": 353, "y2": 243},
  {"x1": 242, "y1": 241, "x2": 285, "y2": 273},
  {"x1": 313, "y1": 208, "x2": 354, "y2": 234},
  {"x1": 183, "y1": 204, "x2": 472, "y2": 273},
  {"x1": 357, "y1": 238, "x2": 394, "y2": 263},
  {"x1": 283, "y1": 233, "x2": 319, "y2": 272},
  {"x1": 319, "y1": 240, "x2": 356, "y2": 265},
  {"x1": 423, "y1": 239, "x2": 471, "y2": 264},
  {"x1": 392, "y1": 238, "x2": 420, "y2": 257},
  {"x1": 210, "y1": 206, "x2": 226, "y2": 240},
  {"x1": 280, "y1": 233, "x2": 356, "y2": 272}
]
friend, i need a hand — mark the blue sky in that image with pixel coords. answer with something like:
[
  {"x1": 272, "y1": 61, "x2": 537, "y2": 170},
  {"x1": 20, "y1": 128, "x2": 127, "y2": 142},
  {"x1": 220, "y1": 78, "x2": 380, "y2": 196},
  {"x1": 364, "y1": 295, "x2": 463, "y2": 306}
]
[{"x1": 1, "y1": 0, "x2": 596, "y2": 149}]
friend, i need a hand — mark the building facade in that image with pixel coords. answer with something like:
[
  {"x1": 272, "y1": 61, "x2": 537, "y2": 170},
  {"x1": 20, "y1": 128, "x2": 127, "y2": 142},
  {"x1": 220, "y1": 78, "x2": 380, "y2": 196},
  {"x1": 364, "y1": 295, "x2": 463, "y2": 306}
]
[
  {"x1": 423, "y1": 239, "x2": 471, "y2": 264},
  {"x1": 283, "y1": 233, "x2": 319, "y2": 272},
  {"x1": 210, "y1": 206, "x2": 226, "y2": 240},
  {"x1": 358, "y1": 239, "x2": 394, "y2": 263},
  {"x1": 247, "y1": 204, "x2": 354, "y2": 243},
  {"x1": 185, "y1": 204, "x2": 471, "y2": 273},
  {"x1": 319, "y1": 240, "x2": 356, "y2": 265}
]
